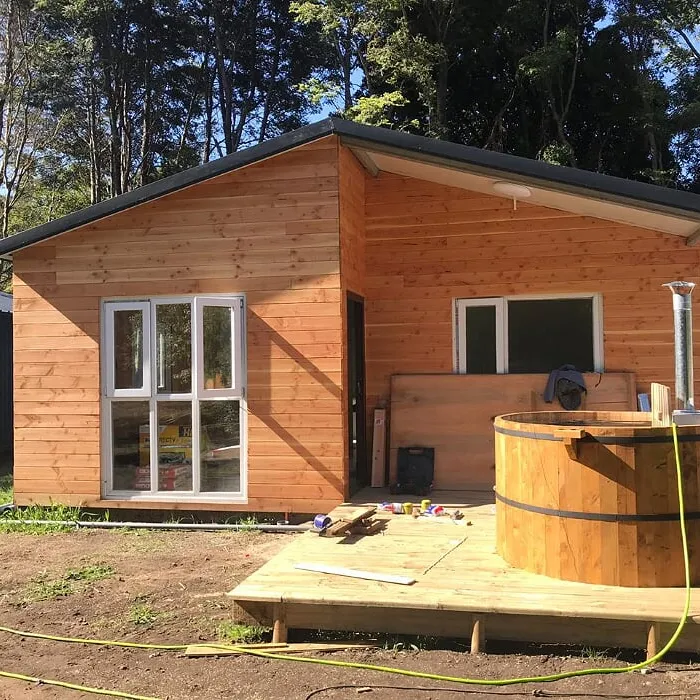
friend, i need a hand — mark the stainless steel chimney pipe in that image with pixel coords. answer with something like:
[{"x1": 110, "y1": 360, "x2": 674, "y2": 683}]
[{"x1": 664, "y1": 281, "x2": 696, "y2": 410}]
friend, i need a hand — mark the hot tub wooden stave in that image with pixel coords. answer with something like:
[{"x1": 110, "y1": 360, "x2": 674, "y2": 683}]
[{"x1": 494, "y1": 411, "x2": 700, "y2": 587}]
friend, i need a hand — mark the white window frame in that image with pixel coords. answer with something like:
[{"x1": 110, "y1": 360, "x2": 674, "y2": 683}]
[
  {"x1": 104, "y1": 301, "x2": 151, "y2": 397},
  {"x1": 195, "y1": 297, "x2": 244, "y2": 398},
  {"x1": 101, "y1": 295, "x2": 247, "y2": 503},
  {"x1": 453, "y1": 293, "x2": 603, "y2": 374}
]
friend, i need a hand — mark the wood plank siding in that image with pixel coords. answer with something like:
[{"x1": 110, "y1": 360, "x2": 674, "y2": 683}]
[
  {"x1": 12, "y1": 136, "x2": 346, "y2": 513},
  {"x1": 339, "y1": 147, "x2": 366, "y2": 298},
  {"x1": 11, "y1": 138, "x2": 700, "y2": 511},
  {"x1": 338, "y1": 146, "x2": 367, "y2": 488},
  {"x1": 362, "y1": 169, "x2": 700, "y2": 431}
]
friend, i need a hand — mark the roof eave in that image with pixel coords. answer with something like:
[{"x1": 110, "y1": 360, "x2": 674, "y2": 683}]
[
  {"x1": 0, "y1": 118, "x2": 336, "y2": 257},
  {"x1": 2, "y1": 116, "x2": 700, "y2": 257},
  {"x1": 330, "y1": 119, "x2": 700, "y2": 221}
]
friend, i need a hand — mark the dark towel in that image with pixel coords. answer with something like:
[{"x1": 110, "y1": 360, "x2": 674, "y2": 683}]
[{"x1": 544, "y1": 365, "x2": 587, "y2": 410}]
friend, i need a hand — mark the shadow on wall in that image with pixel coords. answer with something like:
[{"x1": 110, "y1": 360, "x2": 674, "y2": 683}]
[
  {"x1": 14, "y1": 269, "x2": 347, "y2": 500},
  {"x1": 247, "y1": 309, "x2": 344, "y2": 496},
  {"x1": 11, "y1": 275, "x2": 101, "y2": 499}
]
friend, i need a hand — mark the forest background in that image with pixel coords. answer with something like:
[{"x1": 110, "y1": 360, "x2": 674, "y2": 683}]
[{"x1": 0, "y1": 0, "x2": 699, "y2": 288}]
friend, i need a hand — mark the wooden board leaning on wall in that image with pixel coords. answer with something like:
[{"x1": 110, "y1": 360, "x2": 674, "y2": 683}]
[{"x1": 389, "y1": 372, "x2": 637, "y2": 490}]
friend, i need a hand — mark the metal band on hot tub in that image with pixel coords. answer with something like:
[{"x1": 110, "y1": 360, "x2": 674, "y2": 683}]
[
  {"x1": 494, "y1": 491, "x2": 700, "y2": 523},
  {"x1": 494, "y1": 424, "x2": 700, "y2": 444}
]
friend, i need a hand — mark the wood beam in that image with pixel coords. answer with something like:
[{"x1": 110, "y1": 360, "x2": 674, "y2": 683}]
[
  {"x1": 685, "y1": 225, "x2": 700, "y2": 246},
  {"x1": 349, "y1": 147, "x2": 379, "y2": 177}
]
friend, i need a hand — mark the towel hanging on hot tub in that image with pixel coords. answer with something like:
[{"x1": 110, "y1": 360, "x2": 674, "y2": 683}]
[{"x1": 543, "y1": 365, "x2": 587, "y2": 410}]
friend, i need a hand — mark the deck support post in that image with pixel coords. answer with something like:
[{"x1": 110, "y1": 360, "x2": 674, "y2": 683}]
[
  {"x1": 272, "y1": 603, "x2": 288, "y2": 644},
  {"x1": 470, "y1": 616, "x2": 485, "y2": 654},
  {"x1": 646, "y1": 622, "x2": 660, "y2": 660}
]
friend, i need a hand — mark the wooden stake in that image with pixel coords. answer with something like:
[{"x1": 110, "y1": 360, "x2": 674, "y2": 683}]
[
  {"x1": 371, "y1": 408, "x2": 387, "y2": 487},
  {"x1": 470, "y1": 616, "x2": 485, "y2": 654},
  {"x1": 272, "y1": 603, "x2": 287, "y2": 644},
  {"x1": 646, "y1": 622, "x2": 660, "y2": 660}
]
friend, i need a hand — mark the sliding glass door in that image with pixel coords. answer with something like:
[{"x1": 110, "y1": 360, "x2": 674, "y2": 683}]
[{"x1": 102, "y1": 296, "x2": 245, "y2": 501}]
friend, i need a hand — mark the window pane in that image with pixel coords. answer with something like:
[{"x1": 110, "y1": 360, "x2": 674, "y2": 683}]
[
  {"x1": 156, "y1": 402, "x2": 193, "y2": 492},
  {"x1": 508, "y1": 298, "x2": 594, "y2": 373},
  {"x1": 465, "y1": 305, "x2": 497, "y2": 374},
  {"x1": 203, "y1": 306, "x2": 232, "y2": 389},
  {"x1": 156, "y1": 303, "x2": 191, "y2": 394},
  {"x1": 111, "y1": 401, "x2": 150, "y2": 491},
  {"x1": 200, "y1": 400, "x2": 241, "y2": 493},
  {"x1": 114, "y1": 310, "x2": 143, "y2": 389}
]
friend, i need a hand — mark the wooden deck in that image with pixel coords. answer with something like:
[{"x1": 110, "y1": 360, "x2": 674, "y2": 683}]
[{"x1": 229, "y1": 491, "x2": 700, "y2": 655}]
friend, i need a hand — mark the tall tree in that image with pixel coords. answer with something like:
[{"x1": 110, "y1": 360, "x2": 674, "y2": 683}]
[
  {"x1": 0, "y1": 0, "x2": 62, "y2": 237},
  {"x1": 200, "y1": 0, "x2": 326, "y2": 156},
  {"x1": 652, "y1": 0, "x2": 700, "y2": 190},
  {"x1": 291, "y1": 0, "x2": 368, "y2": 112},
  {"x1": 1, "y1": 0, "x2": 700, "y2": 277},
  {"x1": 0, "y1": 0, "x2": 65, "y2": 287}
]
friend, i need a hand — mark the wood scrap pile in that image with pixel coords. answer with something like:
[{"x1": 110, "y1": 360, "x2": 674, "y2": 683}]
[{"x1": 319, "y1": 507, "x2": 383, "y2": 537}]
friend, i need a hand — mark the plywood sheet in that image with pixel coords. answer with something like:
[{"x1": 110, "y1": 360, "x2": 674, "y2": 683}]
[{"x1": 389, "y1": 372, "x2": 636, "y2": 490}]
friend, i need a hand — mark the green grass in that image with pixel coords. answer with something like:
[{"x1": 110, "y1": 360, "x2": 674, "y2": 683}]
[
  {"x1": 23, "y1": 576, "x2": 74, "y2": 602},
  {"x1": 128, "y1": 601, "x2": 160, "y2": 626},
  {"x1": 0, "y1": 502, "x2": 83, "y2": 533},
  {"x1": 233, "y1": 515, "x2": 262, "y2": 533},
  {"x1": 64, "y1": 563, "x2": 115, "y2": 583},
  {"x1": 0, "y1": 473, "x2": 12, "y2": 504},
  {"x1": 581, "y1": 646, "x2": 613, "y2": 661},
  {"x1": 216, "y1": 621, "x2": 270, "y2": 644},
  {"x1": 20, "y1": 562, "x2": 115, "y2": 604}
]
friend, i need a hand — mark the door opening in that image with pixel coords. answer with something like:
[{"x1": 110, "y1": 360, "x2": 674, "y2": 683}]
[{"x1": 347, "y1": 294, "x2": 367, "y2": 493}]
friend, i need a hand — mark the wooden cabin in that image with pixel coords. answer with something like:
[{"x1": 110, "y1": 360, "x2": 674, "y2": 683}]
[{"x1": 2, "y1": 118, "x2": 700, "y2": 515}]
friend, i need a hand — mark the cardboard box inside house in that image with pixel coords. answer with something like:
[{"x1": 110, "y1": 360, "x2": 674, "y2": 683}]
[{"x1": 137, "y1": 424, "x2": 193, "y2": 490}]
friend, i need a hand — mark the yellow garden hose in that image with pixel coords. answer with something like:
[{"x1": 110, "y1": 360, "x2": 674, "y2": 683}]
[
  {"x1": 0, "y1": 668, "x2": 160, "y2": 700},
  {"x1": 0, "y1": 422, "x2": 693, "y2": 698}
]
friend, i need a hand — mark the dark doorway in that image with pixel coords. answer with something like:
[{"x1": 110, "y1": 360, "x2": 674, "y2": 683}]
[
  {"x1": 0, "y1": 309, "x2": 12, "y2": 459},
  {"x1": 347, "y1": 294, "x2": 367, "y2": 493}
]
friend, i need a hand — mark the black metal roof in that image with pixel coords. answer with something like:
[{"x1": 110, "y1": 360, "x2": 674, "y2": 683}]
[{"x1": 2, "y1": 116, "x2": 699, "y2": 257}]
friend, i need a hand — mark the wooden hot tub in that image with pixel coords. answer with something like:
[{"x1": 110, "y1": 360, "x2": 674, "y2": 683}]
[{"x1": 494, "y1": 411, "x2": 700, "y2": 587}]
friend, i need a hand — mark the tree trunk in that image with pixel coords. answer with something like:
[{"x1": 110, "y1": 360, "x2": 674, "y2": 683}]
[
  {"x1": 213, "y1": 9, "x2": 233, "y2": 155},
  {"x1": 0, "y1": 0, "x2": 14, "y2": 156},
  {"x1": 342, "y1": 24, "x2": 352, "y2": 112},
  {"x1": 120, "y1": 76, "x2": 131, "y2": 193},
  {"x1": 259, "y1": 11, "x2": 282, "y2": 142},
  {"x1": 435, "y1": 59, "x2": 449, "y2": 138},
  {"x1": 140, "y1": 69, "x2": 152, "y2": 187},
  {"x1": 203, "y1": 60, "x2": 214, "y2": 162},
  {"x1": 86, "y1": 56, "x2": 101, "y2": 204},
  {"x1": 105, "y1": 67, "x2": 122, "y2": 197}
]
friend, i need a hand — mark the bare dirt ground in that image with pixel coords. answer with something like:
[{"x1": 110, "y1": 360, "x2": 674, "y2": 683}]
[{"x1": 0, "y1": 528, "x2": 699, "y2": 700}]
